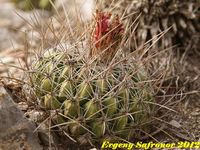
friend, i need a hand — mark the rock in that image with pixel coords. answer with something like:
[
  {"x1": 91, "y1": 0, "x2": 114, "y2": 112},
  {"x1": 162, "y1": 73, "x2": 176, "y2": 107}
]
[{"x1": 0, "y1": 86, "x2": 42, "y2": 150}]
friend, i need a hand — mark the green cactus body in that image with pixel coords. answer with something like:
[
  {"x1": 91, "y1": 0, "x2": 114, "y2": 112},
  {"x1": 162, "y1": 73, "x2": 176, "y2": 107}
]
[
  {"x1": 31, "y1": 50, "x2": 155, "y2": 144},
  {"x1": 44, "y1": 94, "x2": 61, "y2": 109},
  {"x1": 103, "y1": 97, "x2": 117, "y2": 117},
  {"x1": 91, "y1": 120, "x2": 106, "y2": 138}
]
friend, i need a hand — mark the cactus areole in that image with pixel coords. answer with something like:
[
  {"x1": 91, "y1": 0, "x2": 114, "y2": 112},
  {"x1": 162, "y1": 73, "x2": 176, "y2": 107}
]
[{"x1": 31, "y1": 11, "x2": 155, "y2": 145}]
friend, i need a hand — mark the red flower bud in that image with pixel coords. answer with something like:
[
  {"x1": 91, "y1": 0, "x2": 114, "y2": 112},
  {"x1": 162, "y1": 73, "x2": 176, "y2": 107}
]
[{"x1": 91, "y1": 10, "x2": 124, "y2": 62}]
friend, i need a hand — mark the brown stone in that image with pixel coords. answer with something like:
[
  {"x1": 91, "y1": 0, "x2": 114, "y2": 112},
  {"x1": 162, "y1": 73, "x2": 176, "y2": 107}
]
[{"x1": 0, "y1": 86, "x2": 42, "y2": 150}]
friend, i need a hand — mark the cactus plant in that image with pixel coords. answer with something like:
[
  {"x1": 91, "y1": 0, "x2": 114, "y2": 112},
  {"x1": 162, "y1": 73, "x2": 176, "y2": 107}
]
[{"x1": 31, "y1": 11, "x2": 155, "y2": 145}]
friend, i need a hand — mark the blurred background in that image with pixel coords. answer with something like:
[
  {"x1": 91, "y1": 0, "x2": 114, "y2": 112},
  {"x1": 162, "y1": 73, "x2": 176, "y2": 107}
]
[{"x1": 0, "y1": 0, "x2": 95, "y2": 79}]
